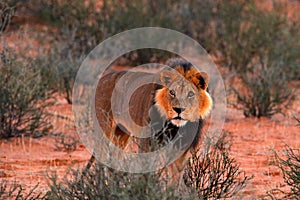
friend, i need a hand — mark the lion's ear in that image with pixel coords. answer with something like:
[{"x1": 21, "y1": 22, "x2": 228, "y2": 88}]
[
  {"x1": 194, "y1": 72, "x2": 210, "y2": 90},
  {"x1": 159, "y1": 69, "x2": 176, "y2": 85}
]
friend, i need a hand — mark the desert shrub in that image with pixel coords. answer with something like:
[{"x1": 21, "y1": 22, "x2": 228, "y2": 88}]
[
  {"x1": 22, "y1": 0, "x2": 202, "y2": 65},
  {"x1": 17, "y1": 0, "x2": 300, "y2": 70},
  {"x1": 54, "y1": 134, "x2": 79, "y2": 153},
  {"x1": 0, "y1": 48, "x2": 52, "y2": 138},
  {"x1": 6, "y1": 1, "x2": 94, "y2": 105},
  {"x1": 15, "y1": 0, "x2": 299, "y2": 114},
  {"x1": 172, "y1": 0, "x2": 218, "y2": 52},
  {"x1": 183, "y1": 132, "x2": 253, "y2": 199},
  {"x1": 214, "y1": 0, "x2": 299, "y2": 117},
  {"x1": 8, "y1": 0, "x2": 209, "y2": 104},
  {"x1": 37, "y1": 46, "x2": 83, "y2": 104},
  {"x1": 231, "y1": 63, "x2": 295, "y2": 118},
  {"x1": 267, "y1": 145, "x2": 300, "y2": 199},
  {"x1": 46, "y1": 132, "x2": 252, "y2": 199},
  {"x1": 294, "y1": 116, "x2": 300, "y2": 126},
  {"x1": 0, "y1": 180, "x2": 44, "y2": 199},
  {"x1": 0, "y1": 1, "x2": 15, "y2": 33},
  {"x1": 215, "y1": 0, "x2": 300, "y2": 76},
  {"x1": 46, "y1": 164, "x2": 181, "y2": 200}
]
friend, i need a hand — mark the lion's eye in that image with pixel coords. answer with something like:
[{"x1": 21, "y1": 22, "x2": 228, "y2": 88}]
[
  {"x1": 188, "y1": 91, "x2": 195, "y2": 98},
  {"x1": 169, "y1": 89, "x2": 176, "y2": 97}
]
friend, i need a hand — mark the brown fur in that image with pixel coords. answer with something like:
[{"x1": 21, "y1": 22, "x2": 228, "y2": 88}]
[{"x1": 86, "y1": 58, "x2": 213, "y2": 180}]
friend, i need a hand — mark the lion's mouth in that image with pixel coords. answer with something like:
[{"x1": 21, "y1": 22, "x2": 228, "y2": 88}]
[{"x1": 171, "y1": 116, "x2": 187, "y2": 127}]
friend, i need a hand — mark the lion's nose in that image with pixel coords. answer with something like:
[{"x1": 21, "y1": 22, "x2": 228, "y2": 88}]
[{"x1": 173, "y1": 107, "x2": 185, "y2": 114}]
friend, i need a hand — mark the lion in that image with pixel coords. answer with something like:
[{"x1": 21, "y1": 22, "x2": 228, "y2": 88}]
[{"x1": 85, "y1": 58, "x2": 213, "y2": 177}]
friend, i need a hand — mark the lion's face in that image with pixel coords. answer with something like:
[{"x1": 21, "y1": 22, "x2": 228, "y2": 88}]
[{"x1": 155, "y1": 67, "x2": 212, "y2": 127}]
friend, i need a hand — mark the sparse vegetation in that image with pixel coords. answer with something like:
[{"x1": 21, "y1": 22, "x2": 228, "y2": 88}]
[
  {"x1": 0, "y1": 49, "x2": 52, "y2": 138},
  {"x1": 10, "y1": 0, "x2": 299, "y2": 111},
  {"x1": 267, "y1": 145, "x2": 300, "y2": 199},
  {"x1": 37, "y1": 47, "x2": 84, "y2": 104},
  {"x1": 184, "y1": 132, "x2": 253, "y2": 199},
  {"x1": 231, "y1": 63, "x2": 295, "y2": 118},
  {"x1": 214, "y1": 0, "x2": 299, "y2": 118},
  {"x1": 44, "y1": 132, "x2": 252, "y2": 199},
  {"x1": 215, "y1": 0, "x2": 300, "y2": 75},
  {"x1": 294, "y1": 116, "x2": 300, "y2": 126},
  {"x1": 54, "y1": 134, "x2": 79, "y2": 153},
  {"x1": 0, "y1": 1, "x2": 14, "y2": 34},
  {"x1": 0, "y1": 0, "x2": 299, "y2": 198},
  {"x1": 0, "y1": 180, "x2": 44, "y2": 199},
  {"x1": 46, "y1": 164, "x2": 181, "y2": 200}
]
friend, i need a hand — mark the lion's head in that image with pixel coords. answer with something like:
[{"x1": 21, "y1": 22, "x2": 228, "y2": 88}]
[{"x1": 155, "y1": 59, "x2": 212, "y2": 127}]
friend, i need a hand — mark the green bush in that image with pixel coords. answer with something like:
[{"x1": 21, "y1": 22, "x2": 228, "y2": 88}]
[
  {"x1": 0, "y1": 48, "x2": 52, "y2": 138},
  {"x1": 183, "y1": 132, "x2": 252, "y2": 199}
]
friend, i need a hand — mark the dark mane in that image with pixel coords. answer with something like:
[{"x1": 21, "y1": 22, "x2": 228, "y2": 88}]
[{"x1": 166, "y1": 57, "x2": 193, "y2": 72}]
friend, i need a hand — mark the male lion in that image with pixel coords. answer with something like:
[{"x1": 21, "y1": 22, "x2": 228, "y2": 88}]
[{"x1": 85, "y1": 58, "x2": 212, "y2": 174}]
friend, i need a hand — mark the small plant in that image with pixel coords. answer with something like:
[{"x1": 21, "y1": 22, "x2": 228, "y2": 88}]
[
  {"x1": 267, "y1": 145, "x2": 300, "y2": 199},
  {"x1": 294, "y1": 116, "x2": 300, "y2": 126},
  {"x1": 36, "y1": 44, "x2": 84, "y2": 104},
  {"x1": 0, "y1": 180, "x2": 44, "y2": 199},
  {"x1": 0, "y1": 1, "x2": 14, "y2": 34},
  {"x1": 54, "y1": 134, "x2": 79, "y2": 153},
  {"x1": 183, "y1": 132, "x2": 253, "y2": 199},
  {"x1": 0, "y1": 48, "x2": 52, "y2": 138}
]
